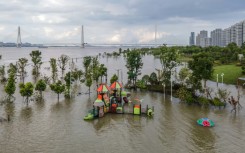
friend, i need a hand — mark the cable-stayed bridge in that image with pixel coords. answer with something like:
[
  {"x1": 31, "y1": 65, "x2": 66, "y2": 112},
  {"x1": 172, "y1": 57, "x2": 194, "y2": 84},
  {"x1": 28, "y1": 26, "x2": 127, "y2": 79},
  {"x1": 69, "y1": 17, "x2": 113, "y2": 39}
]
[
  {"x1": 40, "y1": 43, "x2": 170, "y2": 47},
  {"x1": 0, "y1": 26, "x2": 185, "y2": 48}
]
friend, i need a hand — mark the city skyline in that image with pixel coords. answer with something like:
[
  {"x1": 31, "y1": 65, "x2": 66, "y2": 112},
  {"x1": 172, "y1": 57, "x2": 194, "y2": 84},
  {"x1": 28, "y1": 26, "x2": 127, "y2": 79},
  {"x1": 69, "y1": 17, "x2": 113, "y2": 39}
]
[
  {"x1": 191, "y1": 20, "x2": 245, "y2": 47},
  {"x1": 1, "y1": 0, "x2": 245, "y2": 45}
]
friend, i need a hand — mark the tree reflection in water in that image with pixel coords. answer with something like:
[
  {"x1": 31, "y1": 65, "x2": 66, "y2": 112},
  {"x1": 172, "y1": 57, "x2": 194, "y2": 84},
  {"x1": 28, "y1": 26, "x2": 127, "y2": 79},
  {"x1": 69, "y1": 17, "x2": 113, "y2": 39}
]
[
  {"x1": 35, "y1": 99, "x2": 45, "y2": 111},
  {"x1": 4, "y1": 101, "x2": 15, "y2": 122},
  {"x1": 20, "y1": 107, "x2": 33, "y2": 122}
]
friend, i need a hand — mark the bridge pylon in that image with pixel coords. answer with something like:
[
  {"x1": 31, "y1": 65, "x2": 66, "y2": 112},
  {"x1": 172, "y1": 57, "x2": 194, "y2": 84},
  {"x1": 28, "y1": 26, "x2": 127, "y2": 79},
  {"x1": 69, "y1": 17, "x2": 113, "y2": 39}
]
[
  {"x1": 81, "y1": 25, "x2": 84, "y2": 48},
  {"x1": 17, "y1": 26, "x2": 22, "y2": 48}
]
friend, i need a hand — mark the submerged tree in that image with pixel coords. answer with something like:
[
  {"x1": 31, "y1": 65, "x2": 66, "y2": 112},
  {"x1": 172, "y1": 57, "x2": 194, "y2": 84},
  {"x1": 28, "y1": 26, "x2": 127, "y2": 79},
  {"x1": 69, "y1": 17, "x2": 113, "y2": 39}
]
[
  {"x1": 4, "y1": 72, "x2": 16, "y2": 101},
  {"x1": 30, "y1": 50, "x2": 42, "y2": 80},
  {"x1": 0, "y1": 65, "x2": 7, "y2": 83},
  {"x1": 188, "y1": 52, "x2": 214, "y2": 97},
  {"x1": 49, "y1": 58, "x2": 58, "y2": 83},
  {"x1": 19, "y1": 82, "x2": 34, "y2": 107},
  {"x1": 85, "y1": 63, "x2": 93, "y2": 95},
  {"x1": 110, "y1": 74, "x2": 118, "y2": 84},
  {"x1": 64, "y1": 72, "x2": 72, "y2": 98},
  {"x1": 83, "y1": 56, "x2": 92, "y2": 77},
  {"x1": 72, "y1": 69, "x2": 84, "y2": 83},
  {"x1": 8, "y1": 63, "x2": 17, "y2": 75},
  {"x1": 85, "y1": 75, "x2": 92, "y2": 96},
  {"x1": 98, "y1": 64, "x2": 107, "y2": 83},
  {"x1": 149, "y1": 72, "x2": 158, "y2": 85},
  {"x1": 141, "y1": 74, "x2": 150, "y2": 86},
  {"x1": 58, "y1": 54, "x2": 69, "y2": 78},
  {"x1": 91, "y1": 56, "x2": 100, "y2": 85},
  {"x1": 35, "y1": 79, "x2": 47, "y2": 100},
  {"x1": 178, "y1": 67, "x2": 191, "y2": 86},
  {"x1": 4, "y1": 100, "x2": 15, "y2": 122},
  {"x1": 158, "y1": 46, "x2": 179, "y2": 85},
  {"x1": 17, "y1": 58, "x2": 28, "y2": 83},
  {"x1": 50, "y1": 80, "x2": 65, "y2": 102},
  {"x1": 126, "y1": 50, "x2": 143, "y2": 88}
]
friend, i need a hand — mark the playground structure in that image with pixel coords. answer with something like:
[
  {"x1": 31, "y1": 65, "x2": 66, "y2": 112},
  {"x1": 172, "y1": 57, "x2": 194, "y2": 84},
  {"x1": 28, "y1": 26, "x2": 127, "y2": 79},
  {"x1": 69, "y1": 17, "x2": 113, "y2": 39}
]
[{"x1": 84, "y1": 81, "x2": 154, "y2": 120}]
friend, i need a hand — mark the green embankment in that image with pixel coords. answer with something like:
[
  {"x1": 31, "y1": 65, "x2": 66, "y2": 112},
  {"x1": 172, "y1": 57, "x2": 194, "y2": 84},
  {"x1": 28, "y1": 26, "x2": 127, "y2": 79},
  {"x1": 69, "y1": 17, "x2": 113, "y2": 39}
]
[{"x1": 212, "y1": 64, "x2": 244, "y2": 84}]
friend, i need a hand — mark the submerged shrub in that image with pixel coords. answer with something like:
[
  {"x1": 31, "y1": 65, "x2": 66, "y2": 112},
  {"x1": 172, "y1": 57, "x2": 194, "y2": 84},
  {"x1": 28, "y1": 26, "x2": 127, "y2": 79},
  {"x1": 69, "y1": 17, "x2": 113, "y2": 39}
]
[
  {"x1": 136, "y1": 80, "x2": 147, "y2": 89},
  {"x1": 212, "y1": 97, "x2": 226, "y2": 106},
  {"x1": 197, "y1": 96, "x2": 209, "y2": 106},
  {"x1": 177, "y1": 87, "x2": 195, "y2": 104}
]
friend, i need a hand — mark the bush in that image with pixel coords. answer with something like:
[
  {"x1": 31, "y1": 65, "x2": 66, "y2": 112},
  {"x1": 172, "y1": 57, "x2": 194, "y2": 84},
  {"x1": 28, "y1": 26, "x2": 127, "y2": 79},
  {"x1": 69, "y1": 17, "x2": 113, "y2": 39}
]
[
  {"x1": 176, "y1": 87, "x2": 195, "y2": 104},
  {"x1": 214, "y1": 60, "x2": 221, "y2": 65},
  {"x1": 64, "y1": 89, "x2": 71, "y2": 99},
  {"x1": 197, "y1": 96, "x2": 209, "y2": 106},
  {"x1": 242, "y1": 66, "x2": 245, "y2": 74},
  {"x1": 236, "y1": 62, "x2": 242, "y2": 66},
  {"x1": 136, "y1": 80, "x2": 147, "y2": 89},
  {"x1": 212, "y1": 97, "x2": 226, "y2": 106},
  {"x1": 185, "y1": 94, "x2": 195, "y2": 104}
]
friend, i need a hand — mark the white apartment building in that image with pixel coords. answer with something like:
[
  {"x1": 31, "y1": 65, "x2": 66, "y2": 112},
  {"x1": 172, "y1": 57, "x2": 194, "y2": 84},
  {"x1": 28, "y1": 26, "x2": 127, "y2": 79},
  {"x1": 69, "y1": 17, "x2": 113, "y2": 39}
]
[
  {"x1": 235, "y1": 22, "x2": 243, "y2": 46},
  {"x1": 243, "y1": 21, "x2": 245, "y2": 44},
  {"x1": 204, "y1": 37, "x2": 212, "y2": 47},
  {"x1": 196, "y1": 34, "x2": 200, "y2": 46},
  {"x1": 224, "y1": 28, "x2": 231, "y2": 46},
  {"x1": 197, "y1": 30, "x2": 208, "y2": 47},
  {"x1": 211, "y1": 29, "x2": 222, "y2": 47},
  {"x1": 192, "y1": 20, "x2": 245, "y2": 47},
  {"x1": 224, "y1": 21, "x2": 245, "y2": 47}
]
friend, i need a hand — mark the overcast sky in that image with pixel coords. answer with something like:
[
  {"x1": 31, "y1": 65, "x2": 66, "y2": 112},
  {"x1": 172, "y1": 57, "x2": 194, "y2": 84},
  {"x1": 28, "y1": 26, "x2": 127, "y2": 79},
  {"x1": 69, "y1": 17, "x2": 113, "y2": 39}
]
[{"x1": 0, "y1": 0, "x2": 245, "y2": 45}]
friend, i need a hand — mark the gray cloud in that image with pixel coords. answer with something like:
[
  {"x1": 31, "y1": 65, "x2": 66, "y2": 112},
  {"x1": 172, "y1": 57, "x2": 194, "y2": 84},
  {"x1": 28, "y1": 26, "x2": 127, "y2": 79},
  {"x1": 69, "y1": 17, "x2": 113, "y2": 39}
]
[{"x1": 0, "y1": 0, "x2": 245, "y2": 44}]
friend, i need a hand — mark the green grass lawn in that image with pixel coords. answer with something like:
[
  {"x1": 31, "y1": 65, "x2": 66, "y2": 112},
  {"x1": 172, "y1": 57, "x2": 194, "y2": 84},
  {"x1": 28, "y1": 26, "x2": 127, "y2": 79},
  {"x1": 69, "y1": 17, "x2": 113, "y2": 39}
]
[
  {"x1": 179, "y1": 56, "x2": 192, "y2": 62},
  {"x1": 211, "y1": 64, "x2": 244, "y2": 84}
]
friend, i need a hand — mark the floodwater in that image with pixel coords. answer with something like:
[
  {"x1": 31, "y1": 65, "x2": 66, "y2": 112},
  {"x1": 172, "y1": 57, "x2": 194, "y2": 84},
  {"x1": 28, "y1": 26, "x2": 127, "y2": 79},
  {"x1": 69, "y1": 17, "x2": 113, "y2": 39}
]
[{"x1": 0, "y1": 47, "x2": 244, "y2": 153}]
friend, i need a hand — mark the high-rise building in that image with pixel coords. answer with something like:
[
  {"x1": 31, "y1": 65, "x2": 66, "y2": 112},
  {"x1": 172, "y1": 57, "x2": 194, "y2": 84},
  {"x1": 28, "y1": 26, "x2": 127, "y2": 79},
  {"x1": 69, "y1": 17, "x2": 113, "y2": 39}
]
[
  {"x1": 204, "y1": 38, "x2": 212, "y2": 47},
  {"x1": 211, "y1": 29, "x2": 222, "y2": 47},
  {"x1": 235, "y1": 21, "x2": 243, "y2": 46},
  {"x1": 221, "y1": 30, "x2": 226, "y2": 47},
  {"x1": 190, "y1": 20, "x2": 245, "y2": 47},
  {"x1": 224, "y1": 28, "x2": 231, "y2": 46},
  {"x1": 199, "y1": 30, "x2": 208, "y2": 47},
  {"x1": 189, "y1": 32, "x2": 195, "y2": 46},
  {"x1": 200, "y1": 30, "x2": 208, "y2": 38},
  {"x1": 196, "y1": 34, "x2": 200, "y2": 46},
  {"x1": 223, "y1": 20, "x2": 245, "y2": 47},
  {"x1": 230, "y1": 25, "x2": 236, "y2": 44},
  {"x1": 243, "y1": 21, "x2": 245, "y2": 45}
]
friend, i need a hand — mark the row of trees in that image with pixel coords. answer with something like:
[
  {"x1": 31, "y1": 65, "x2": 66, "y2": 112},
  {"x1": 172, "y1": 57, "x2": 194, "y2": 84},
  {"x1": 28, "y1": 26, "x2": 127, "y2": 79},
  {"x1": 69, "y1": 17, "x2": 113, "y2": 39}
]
[
  {"x1": 130, "y1": 46, "x2": 230, "y2": 107},
  {"x1": 0, "y1": 50, "x2": 112, "y2": 121},
  {"x1": 96, "y1": 45, "x2": 242, "y2": 109},
  {"x1": 1, "y1": 44, "x2": 242, "y2": 120}
]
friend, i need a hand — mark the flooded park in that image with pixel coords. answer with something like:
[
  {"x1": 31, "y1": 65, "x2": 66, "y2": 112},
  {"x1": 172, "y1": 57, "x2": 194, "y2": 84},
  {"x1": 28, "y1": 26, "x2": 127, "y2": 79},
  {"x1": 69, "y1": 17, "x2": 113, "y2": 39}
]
[{"x1": 0, "y1": 47, "x2": 244, "y2": 153}]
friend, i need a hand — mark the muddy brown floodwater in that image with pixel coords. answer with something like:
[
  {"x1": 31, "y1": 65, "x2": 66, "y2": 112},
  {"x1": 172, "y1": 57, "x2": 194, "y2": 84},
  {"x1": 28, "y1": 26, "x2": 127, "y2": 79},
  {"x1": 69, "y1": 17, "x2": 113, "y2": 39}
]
[{"x1": 0, "y1": 47, "x2": 244, "y2": 153}]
